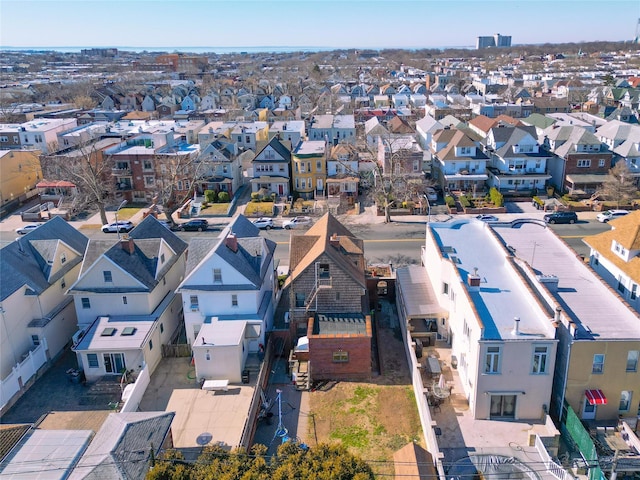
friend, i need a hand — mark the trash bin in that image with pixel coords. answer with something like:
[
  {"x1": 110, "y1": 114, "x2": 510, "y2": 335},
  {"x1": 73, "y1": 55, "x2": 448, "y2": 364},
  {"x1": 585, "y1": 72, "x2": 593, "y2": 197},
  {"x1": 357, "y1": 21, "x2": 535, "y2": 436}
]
[
  {"x1": 414, "y1": 339, "x2": 423, "y2": 359},
  {"x1": 242, "y1": 369, "x2": 250, "y2": 384}
]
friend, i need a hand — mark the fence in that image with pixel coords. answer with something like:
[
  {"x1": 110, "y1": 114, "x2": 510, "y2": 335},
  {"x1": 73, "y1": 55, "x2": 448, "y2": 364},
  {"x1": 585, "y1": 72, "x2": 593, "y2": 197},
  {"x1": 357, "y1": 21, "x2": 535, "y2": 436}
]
[
  {"x1": 161, "y1": 343, "x2": 192, "y2": 358},
  {"x1": 238, "y1": 338, "x2": 274, "y2": 450},
  {"x1": 535, "y1": 434, "x2": 571, "y2": 480},
  {"x1": 0, "y1": 339, "x2": 48, "y2": 411},
  {"x1": 560, "y1": 401, "x2": 603, "y2": 480},
  {"x1": 120, "y1": 364, "x2": 150, "y2": 413}
]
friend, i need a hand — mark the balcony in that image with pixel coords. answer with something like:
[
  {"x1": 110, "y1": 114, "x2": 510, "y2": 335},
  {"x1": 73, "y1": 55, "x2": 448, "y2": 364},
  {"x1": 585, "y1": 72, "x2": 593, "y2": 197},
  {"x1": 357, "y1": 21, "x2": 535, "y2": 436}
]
[
  {"x1": 112, "y1": 167, "x2": 132, "y2": 176},
  {"x1": 116, "y1": 182, "x2": 133, "y2": 191}
]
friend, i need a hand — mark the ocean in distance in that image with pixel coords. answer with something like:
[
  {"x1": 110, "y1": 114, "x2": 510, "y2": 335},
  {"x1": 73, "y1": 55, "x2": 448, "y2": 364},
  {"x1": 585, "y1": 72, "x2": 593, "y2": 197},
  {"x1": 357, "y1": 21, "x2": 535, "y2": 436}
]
[{"x1": 1, "y1": 45, "x2": 473, "y2": 54}]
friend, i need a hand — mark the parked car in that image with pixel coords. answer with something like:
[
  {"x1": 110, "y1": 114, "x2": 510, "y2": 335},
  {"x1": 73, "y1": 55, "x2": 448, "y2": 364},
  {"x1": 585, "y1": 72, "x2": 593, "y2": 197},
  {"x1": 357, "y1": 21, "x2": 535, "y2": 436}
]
[
  {"x1": 101, "y1": 220, "x2": 135, "y2": 233},
  {"x1": 179, "y1": 219, "x2": 209, "y2": 232},
  {"x1": 596, "y1": 209, "x2": 629, "y2": 223},
  {"x1": 157, "y1": 219, "x2": 173, "y2": 229},
  {"x1": 16, "y1": 223, "x2": 43, "y2": 235},
  {"x1": 475, "y1": 214, "x2": 499, "y2": 222},
  {"x1": 543, "y1": 211, "x2": 577, "y2": 224},
  {"x1": 425, "y1": 187, "x2": 438, "y2": 202},
  {"x1": 283, "y1": 216, "x2": 313, "y2": 230},
  {"x1": 252, "y1": 217, "x2": 274, "y2": 230}
]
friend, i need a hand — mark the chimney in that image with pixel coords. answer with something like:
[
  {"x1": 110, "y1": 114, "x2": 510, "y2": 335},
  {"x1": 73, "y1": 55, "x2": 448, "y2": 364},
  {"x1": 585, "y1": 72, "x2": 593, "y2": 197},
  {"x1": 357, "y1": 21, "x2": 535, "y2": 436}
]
[
  {"x1": 121, "y1": 237, "x2": 135, "y2": 254},
  {"x1": 468, "y1": 267, "x2": 481, "y2": 288},
  {"x1": 226, "y1": 232, "x2": 238, "y2": 252},
  {"x1": 330, "y1": 233, "x2": 340, "y2": 248},
  {"x1": 512, "y1": 316, "x2": 520, "y2": 335}
]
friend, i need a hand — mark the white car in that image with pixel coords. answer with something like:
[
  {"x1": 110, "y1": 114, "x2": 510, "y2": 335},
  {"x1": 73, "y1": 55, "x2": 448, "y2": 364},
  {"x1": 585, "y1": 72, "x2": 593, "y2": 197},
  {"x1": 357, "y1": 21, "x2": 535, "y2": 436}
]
[
  {"x1": 102, "y1": 220, "x2": 134, "y2": 233},
  {"x1": 16, "y1": 223, "x2": 42, "y2": 235},
  {"x1": 596, "y1": 209, "x2": 629, "y2": 223},
  {"x1": 282, "y1": 216, "x2": 312, "y2": 230},
  {"x1": 425, "y1": 188, "x2": 438, "y2": 202},
  {"x1": 252, "y1": 217, "x2": 274, "y2": 230}
]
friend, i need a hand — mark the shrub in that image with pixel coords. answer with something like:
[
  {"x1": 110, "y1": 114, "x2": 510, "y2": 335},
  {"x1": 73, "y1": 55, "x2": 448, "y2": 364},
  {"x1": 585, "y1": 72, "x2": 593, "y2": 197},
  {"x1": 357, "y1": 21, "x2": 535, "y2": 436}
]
[
  {"x1": 204, "y1": 190, "x2": 217, "y2": 203},
  {"x1": 445, "y1": 195, "x2": 456, "y2": 208},
  {"x1": 261, "y1": 195, "x2": 272, "y2": 202},
  {"x1": 489, "y1": 187, "x2": 504, "y2": 207},
  {"x1": 459, "y1": 195, "x2": 471, "y2": 208},
  {"x1": 217, "y1": 191, "x2": 230, "y2": 203},
  {"x1": 250, "y1": 192, "x2": 260, "y2": 202}
]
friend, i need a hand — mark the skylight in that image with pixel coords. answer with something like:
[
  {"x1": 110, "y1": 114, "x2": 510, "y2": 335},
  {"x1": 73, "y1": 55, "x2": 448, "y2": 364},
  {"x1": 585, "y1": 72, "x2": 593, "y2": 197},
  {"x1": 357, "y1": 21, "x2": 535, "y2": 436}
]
[
  {"x1": 101, "y1": 327, "x2": 117, "y2": 337},
  {"x1": 121, "y1": 327, "x2": 137, "y2": 336}
]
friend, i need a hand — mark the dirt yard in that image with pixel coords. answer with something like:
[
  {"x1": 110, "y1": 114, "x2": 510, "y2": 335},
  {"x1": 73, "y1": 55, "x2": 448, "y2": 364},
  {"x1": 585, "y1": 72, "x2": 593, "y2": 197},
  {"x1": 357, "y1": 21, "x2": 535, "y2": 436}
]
[{"x1": 308, "y1": 324, "x2": 424, "y2": 478}]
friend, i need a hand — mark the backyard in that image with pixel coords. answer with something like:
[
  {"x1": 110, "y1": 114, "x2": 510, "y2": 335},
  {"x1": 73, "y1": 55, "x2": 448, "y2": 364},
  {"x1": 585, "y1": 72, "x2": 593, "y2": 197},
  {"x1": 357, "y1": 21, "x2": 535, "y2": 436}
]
[{"x1": 308, "y1": 326, "x2": 424, "y2": 478}]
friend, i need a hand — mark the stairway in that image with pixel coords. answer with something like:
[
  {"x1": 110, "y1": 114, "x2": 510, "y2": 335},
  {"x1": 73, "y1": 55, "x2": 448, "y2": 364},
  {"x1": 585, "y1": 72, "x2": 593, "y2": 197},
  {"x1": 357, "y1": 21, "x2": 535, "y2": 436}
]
[{"x1": 295, "y1": 360, "x2": 309, "y2": 391}]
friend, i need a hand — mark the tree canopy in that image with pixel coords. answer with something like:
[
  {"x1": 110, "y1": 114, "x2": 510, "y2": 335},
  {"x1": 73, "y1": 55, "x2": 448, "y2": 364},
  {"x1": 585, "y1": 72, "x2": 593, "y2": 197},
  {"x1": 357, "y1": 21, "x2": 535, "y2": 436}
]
[{"x1": 146, "y1": 442, "x2": 374, "y2": 480}]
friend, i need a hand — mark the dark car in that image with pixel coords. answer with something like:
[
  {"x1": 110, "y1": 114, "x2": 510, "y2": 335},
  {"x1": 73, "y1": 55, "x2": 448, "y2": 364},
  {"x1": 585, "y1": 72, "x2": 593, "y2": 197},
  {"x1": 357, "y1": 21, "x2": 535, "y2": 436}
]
[
  {"x1": 179, "y1": 219, "x2": 209, "y2": 232},
  {"x1": 543, "y1": 211, "x2": 577, "y2": 224}
]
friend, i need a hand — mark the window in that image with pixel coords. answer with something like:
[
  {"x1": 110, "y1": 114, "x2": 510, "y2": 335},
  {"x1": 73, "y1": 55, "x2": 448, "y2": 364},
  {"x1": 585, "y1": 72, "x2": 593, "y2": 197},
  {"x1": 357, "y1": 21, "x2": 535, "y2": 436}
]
[
  {"x1": 60, "y1": 253, "x2": 66, "y2": 264},
  {"x1": 160, "y1": 253, "x2": 165, "y2": 264},
  {"x1": 627, "y1": 351, "x2": 639, "y2": 372},
  {"x1": 318, "y1": 263, "x2": 330, "y2": 278},
  {"x1": 532, "y1": 346, "x2": 549, "y2": 374},
  {"x1": 577, "y1": 159, "x2": 591, "y2": 168},
  {"x1": 144, "y1": 176, "x2": 155, "y2": 186},
  {"x1": 232, "y1": 294, "x2": 238, "y2": 306},
  {"x1": 87, "y1": 353, "x2": 99, "y2": 368},
  {"x1": 122, "y1": 296, "x2": 127, "y2": 305},
  {"x1": 317, "y1": 160, "x2": 322, "y2": 170},
  {"x1": 143, "y1": 160, "x2": 153, "y2": 170},
  {"x1": 484, "y1": 346, "x2": 501, "y2": 374},
  {"x1": 619, "y1": 391, "x2": 633, "y2": 412},
  {"x1": 103, "y1": 271, "x2": 113, "y2": 283},
  {"x1": 60, "y1": 278, "x2": 66, "y2": 289},
  {"x1": 442, "y1": 283, "x2": 449, "y2": 295},
  {"x1": 598, "y1": 159, "x2": 605, "y2": 167},
  {"x1": 295, "y1": 292, "x2": 306, "y2": 308},
  {"x1": 190, "y1": 295, "x2": 199, "y2": 311},
  {"x1": 618, "y1": 276, "x2": 625, "y2": 293},
  {"x1": 592, "y1": 354, "x2": 605, "y2": 374},
  {"x1": 160, "y1": 323, "x2": 164, "y2": 334},
  {"x1": 333, "y1": 351, "x2": 349, "y2": 363},
  {"x1": 631, "y1": 284, "x2": 637, "y2": 300},
  {"x1": 31, "y1": 334, "x2": 40, "y2": 346},
  {"x1": 149, "y1": 339, "x2": 153, "y2": 350},
  {"x1": 103, "y1": 353, "x2": 126, "y2": 374},
  {"x1": 213, "y1": 268, "x2": 222, "y2": 283},
  {"x1": 81, "y1": 298, "x2": 91, "y2": 309}
]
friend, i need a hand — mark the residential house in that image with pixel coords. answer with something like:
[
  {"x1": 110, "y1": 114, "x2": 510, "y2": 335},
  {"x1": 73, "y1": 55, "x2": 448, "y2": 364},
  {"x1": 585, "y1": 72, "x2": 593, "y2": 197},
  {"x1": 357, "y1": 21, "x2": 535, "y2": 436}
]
[
  {"x1": 198, "y1": 139, "x2": 241, "y2": 198},
  {"x1": 430, "y1": 128, "x2": 489, "y2": 192},
  {"x1": 484, "y1": 126, "x2": 552, "y2": 193},
  {"x1": 177, "y1": 216, "x2": 277, "y2": 383},
  {"x1": 364, "y1": 117, "x2": 390, "y2": 147},
  {"x1": 596, "y1": 120, "x2": 640, "y2": 184},
  {"x1": 584, "y1": 211, "x2": 640, "y2": 314},
  {"x1": 531, "y1": 98, "x2": 571, "y2": 115},
  {"x1": 251, "y1": 136, "x2": 292, "y2": 197},
  {"x1": 399, "y1": 219, "x2": 559, "y2": 420},
  {"x1": 285, "y1": 213, "x2": 371, "y2": 381},
  {"x1": 268, "y1": 120, "x2": 305, "y2": 147},
  {"x1": 0, "y1": 149, "x2": 42, "y2": 210},
  {"x1": 541, "y1": 125, "x2": 613, "y2": 195},
  {"x1": 69, "y1": 216, "x2": 188, "y2": 381},
  {"x1": 468, "y1": 114, "x2": 523, "y2": 138},
  {"x1": 415, "y1": 115, "x2": 444, "y2": 150},
  {"x1": 0, "y1": 217, "x2": 88, "y2": 379},
  {"x1": 308, "y1": 114, "x2": 356, "y2": 145},
  {"x1": 18, "y1": 118, "x2": 78, "y2": 153},
  {"x1": 197, "y1": 121, "x2": 226, "y2": 146},
  {"x1": 0, "y1": 124, "x2": 25, "y2": 149},
  {"x1": 292, "y1": 140, "x2": 326, "y2": 199},
  {"x1": 326, "y1": 143, "x2": 359, "y2": 205},
  {"x1": 141, "y1": 95, "x2": 156, "y2": 112},
  {"x1": 495, "y1": 222, "x2": 640, "y2": 423},
  {"x1": 227, "y1": 121, "x2": 269, "y2": 152}
]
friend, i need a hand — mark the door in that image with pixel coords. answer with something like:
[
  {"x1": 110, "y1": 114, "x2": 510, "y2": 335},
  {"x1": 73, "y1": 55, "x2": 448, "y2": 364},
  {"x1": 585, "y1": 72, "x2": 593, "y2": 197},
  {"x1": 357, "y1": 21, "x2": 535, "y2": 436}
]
[
  {"x1": 316, "y1": 178, "x2": 323, "y2": 192},
  {"x1": 278, "y1": 184, "x2": 284, "y2": 195},
  {"x1": 490, "y1": 395, "x2": 516, "y2": 418},
  {"x1": 103, "y1": 353, "x2": 126, "y2": 374},
  {"x1": 581, "y1": 397, "x2": 597, "y2": 420}
]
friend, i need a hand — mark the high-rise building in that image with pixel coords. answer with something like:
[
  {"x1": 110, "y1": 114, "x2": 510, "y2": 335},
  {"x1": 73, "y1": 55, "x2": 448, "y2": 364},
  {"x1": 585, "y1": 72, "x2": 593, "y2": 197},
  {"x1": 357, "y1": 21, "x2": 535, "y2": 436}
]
[{"x1": 476, "y1": 33, "x2": 512, "y2": 49}]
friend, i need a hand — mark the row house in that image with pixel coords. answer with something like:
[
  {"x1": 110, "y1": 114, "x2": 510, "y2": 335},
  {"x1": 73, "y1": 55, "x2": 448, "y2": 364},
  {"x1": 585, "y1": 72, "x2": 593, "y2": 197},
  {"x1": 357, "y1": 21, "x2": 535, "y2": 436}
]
[
  {"x1": 401, "y1": 219, "x2": 559, "y2": 420},
  {"x1": 292, "y1": 140, "x2": 326, "y2": 199},
  {"x1": 430, "y1": 127, "x2": 489, "y2": 192},
  {"x1": 226, "y1": 121, "x2": 269, "y2": 151},
  {"x1": 326, "y1": 143, "x2": 359, "y2": 200},
  {"x1": 268, "y1": 120, "x2": 305, "y2": 147},
  {"x1": 70, "y1": 216, "x2": 188, "y2": 381},
  {"x1": 0, "y1": 124, "x2": 24, "y2": 150},
  {"x1": 5, "y1": 118, "x2": 78, "y2": 153},
  {"x1": 484, "y1": 126, "x2": 552, "y2": 193},
  {"x1": 251, "y1": 137, "x2": 292, "y2": 198},
  {"x1": 415, "y1": 115, "x2": 444, "y2": 151},
  {"x1": 0, "y1": 149, "x2": 42, "y2": 210},
  {"x1": 541, "y1": 125, "x2": 613, "y2": 195},
  {"x1": 177, "y1": 216, "x2": 277, "y2": 383},
  {"x1": 308, "y1": 114, "x2": 356, "y2": 145},
  {"x1": 0, "y1": 217, "x2": 88, "y2": 379},
  {"x1": 596, "y1": 120, "x2": 640, "y2": 184}
]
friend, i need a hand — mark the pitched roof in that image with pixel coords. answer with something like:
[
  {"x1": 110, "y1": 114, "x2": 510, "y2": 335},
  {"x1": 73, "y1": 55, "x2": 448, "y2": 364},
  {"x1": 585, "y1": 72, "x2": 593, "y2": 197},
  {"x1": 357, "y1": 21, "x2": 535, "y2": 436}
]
[
  {"x1": 1, "y1": 217, "x2": 88, "y2": 301},
  {"x1": 254, "y1": 136, "x2": 292, "y2": 162},
  {"x1": 286, "y1": 213, "x2": 365, "y2": 288},
  {"x1": 434, "y1": 129, "x2": 488, "y2": 161},
  {"x1": 69, "y1": 412, "x2": 174, "y2": 480},
  {"x1": 583, "y1": 210, "x2": 640, "y2": 284}
]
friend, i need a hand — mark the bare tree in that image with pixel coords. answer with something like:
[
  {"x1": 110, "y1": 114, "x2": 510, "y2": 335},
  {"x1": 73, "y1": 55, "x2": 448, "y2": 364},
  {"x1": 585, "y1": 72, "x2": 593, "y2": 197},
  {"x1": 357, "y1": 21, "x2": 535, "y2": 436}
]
[
  {"x1": 41, "y1": 140, "x2": 116, "y2": 224},
  {"x1": 600, "y1": 161, "x2": 638, "y2": 208}
]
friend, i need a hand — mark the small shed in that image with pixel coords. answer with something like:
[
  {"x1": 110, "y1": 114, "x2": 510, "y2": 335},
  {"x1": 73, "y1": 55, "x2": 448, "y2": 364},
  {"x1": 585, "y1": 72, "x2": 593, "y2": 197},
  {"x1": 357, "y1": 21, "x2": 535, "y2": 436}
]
[{"x1": 193, "y1": 320, "x2": 249, "y2": 383}]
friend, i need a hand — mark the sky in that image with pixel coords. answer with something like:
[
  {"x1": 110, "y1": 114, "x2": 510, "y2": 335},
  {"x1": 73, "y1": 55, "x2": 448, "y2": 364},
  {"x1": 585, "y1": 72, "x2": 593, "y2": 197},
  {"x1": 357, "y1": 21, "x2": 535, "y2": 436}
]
[{"x1": 1, "y1": 0, "x2": 640, "y2": 50}]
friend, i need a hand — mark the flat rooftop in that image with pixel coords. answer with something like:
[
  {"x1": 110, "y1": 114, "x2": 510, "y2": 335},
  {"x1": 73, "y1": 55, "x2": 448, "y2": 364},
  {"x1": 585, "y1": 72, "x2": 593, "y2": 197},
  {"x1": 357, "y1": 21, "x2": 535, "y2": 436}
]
[
  {"x1": 396, "y1": 266, "x2": 446, "y2": 318},
  {"x1": 313, "y1": 313, "x2": 368, "y2": 335},
  {"x1": 494, "y1": 222, "x2": 640, "y2": 340},
  {"x1": 430, "y1": 219, "x2": 553, "y2": 340},
  {"x1": 295, "y1": 140, "x2": 325, "y2": 156}
]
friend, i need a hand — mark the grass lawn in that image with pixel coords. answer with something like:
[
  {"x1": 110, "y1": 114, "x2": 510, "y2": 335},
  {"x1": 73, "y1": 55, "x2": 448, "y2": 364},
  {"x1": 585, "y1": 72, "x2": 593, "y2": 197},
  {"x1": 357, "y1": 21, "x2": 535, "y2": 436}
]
[
  {"x1": 114, "y1": 206, "x2": 141, "y2": 220},
  {"x1": 200, "y1": 203, "x2": 230, "y2": 215},
  {"x1": 245, "y1": 201, "x2": 274, "y2": 216}
]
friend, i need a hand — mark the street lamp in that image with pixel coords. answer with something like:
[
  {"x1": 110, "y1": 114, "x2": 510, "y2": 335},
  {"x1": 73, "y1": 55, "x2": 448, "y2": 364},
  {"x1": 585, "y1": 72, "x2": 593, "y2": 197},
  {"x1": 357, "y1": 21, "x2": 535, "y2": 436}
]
[{"x1": 115, "y1": 199, "x2": 128, "y2": 240}]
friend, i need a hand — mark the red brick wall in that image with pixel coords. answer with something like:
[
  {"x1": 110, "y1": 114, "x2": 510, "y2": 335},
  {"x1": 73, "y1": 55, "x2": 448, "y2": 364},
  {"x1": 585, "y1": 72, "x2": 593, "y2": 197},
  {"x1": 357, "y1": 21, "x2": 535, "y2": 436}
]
[{"x1": 564, "y1": 153, "x2": 612, "y2": 175}]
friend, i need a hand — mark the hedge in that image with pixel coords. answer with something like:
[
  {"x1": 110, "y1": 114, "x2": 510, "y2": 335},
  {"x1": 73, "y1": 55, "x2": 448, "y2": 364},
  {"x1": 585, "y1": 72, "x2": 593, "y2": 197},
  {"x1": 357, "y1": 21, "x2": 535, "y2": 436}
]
[{"x1": 489, "y1": 187, "x2": 504, "y2": 207}]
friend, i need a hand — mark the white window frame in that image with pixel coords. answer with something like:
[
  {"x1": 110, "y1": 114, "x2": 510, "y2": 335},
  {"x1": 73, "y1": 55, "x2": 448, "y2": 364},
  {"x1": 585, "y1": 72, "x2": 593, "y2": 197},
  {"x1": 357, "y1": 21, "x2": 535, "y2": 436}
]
[
  {"x1": 592, "y1": 354, "x2": 605, "y2": 374},
  {"x1": 532, "y1": 345, "x2": 549, "y2": 374},
  {"x1": 484, "y1": 345, "x2": 501, "y2": 374},
  {"x1": 619, "y1": 390, "x2": 632, "y2": 412},
  {"x1": 627, "y1": 350, "x2": 639, "y2": 372}
]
